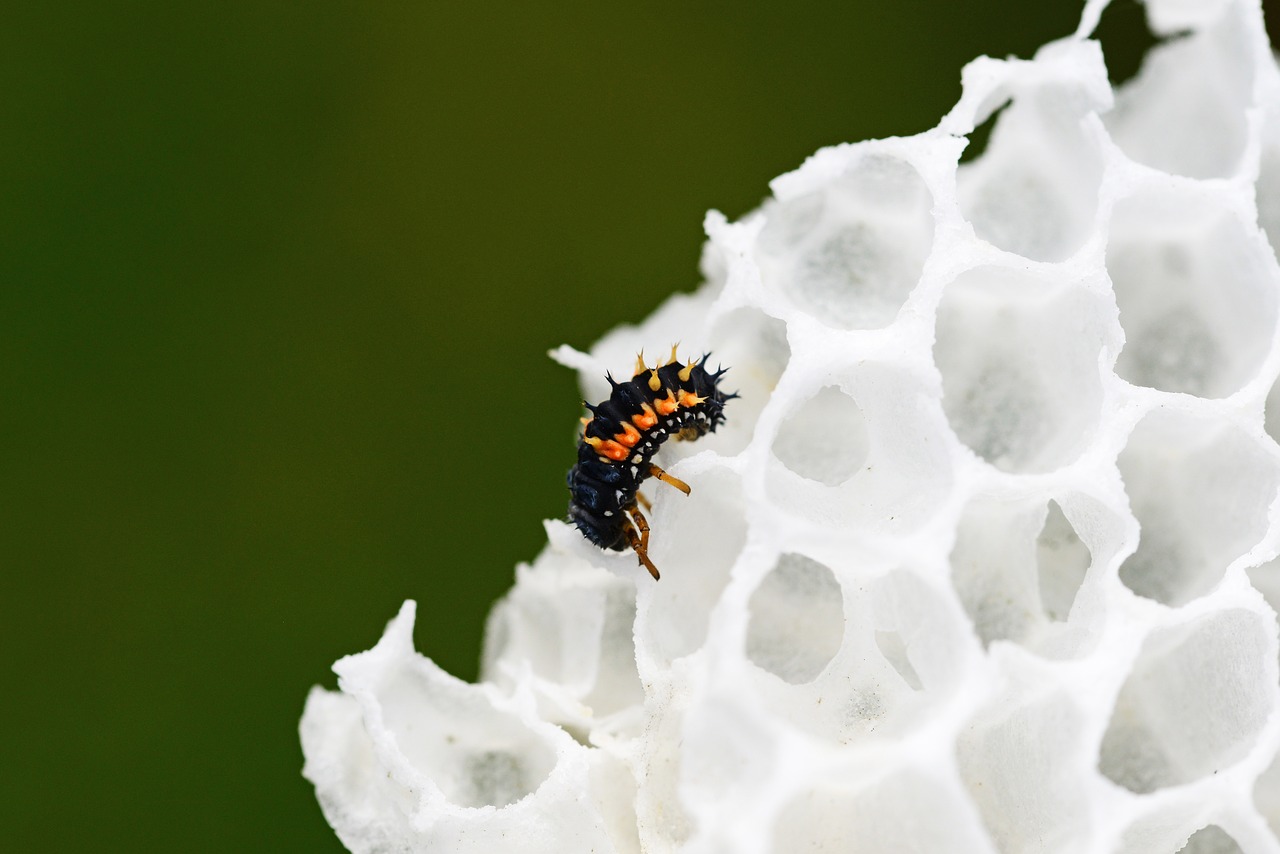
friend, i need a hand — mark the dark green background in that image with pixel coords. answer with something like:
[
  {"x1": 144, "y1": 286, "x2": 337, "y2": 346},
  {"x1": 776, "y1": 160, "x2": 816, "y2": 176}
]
[{"x1": 0, "y1": 2, "x2": 1172, "y2": 851}]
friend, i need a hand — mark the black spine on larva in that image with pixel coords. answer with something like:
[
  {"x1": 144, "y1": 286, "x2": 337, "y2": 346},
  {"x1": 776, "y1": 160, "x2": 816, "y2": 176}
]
[{"x1": 566, "y1": 354, "x2": 736, "y2": 552}]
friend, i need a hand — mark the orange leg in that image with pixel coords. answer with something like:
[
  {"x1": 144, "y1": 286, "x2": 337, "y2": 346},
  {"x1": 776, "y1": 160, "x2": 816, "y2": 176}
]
[
  {"x1": 636, "y1": 490, "x2": 652, "y2": 511},
  {"x1": 625, "y1": 502, "x2": 651, "y2": 553},
  {"x1": 624, "y1": 502, "x2": 661, "y2": 579},
  {"x1": 648, "y1": 463, "x2": 691, "y2": 495}
]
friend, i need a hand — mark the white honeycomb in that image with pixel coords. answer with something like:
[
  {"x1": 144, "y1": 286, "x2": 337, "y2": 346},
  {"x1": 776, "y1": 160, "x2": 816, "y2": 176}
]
[{"x1": 301, "y1": 1, "x2": 1280, "y2": 851}]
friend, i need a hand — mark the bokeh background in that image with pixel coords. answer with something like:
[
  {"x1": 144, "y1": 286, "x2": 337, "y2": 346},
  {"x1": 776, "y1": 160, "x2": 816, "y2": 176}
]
[{"x1": 0, "y1": 1, "x2": 1201, "y2": 850}]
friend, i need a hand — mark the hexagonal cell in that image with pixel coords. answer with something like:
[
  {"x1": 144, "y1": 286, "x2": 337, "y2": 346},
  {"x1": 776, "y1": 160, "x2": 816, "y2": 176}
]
[
  {"x1": 951, "y1": 496, "x2": 1096, "y2": 653},
  {"x1": 746, "y1": 568, "x2": 972, "y2": 747},
  {"x1": 1103, "y1": 4, "x2": 1254, "y2": 179},
  {"x1": 1117, "y1": 411, "x2": 1279, "y2": 606},
  {"x1": 333, "y1": 621, "x2": 560, "y2": 810},
  {"x1": 387, "y1": 697, "x2": 554, "y2": 809},
  {"x1": 635, "y1": 467, "x2": 747, "y2": 665},
  {"x1": 765, "y1": 364, "x2": 953, "y2": 533},
  {"x1": 934, "y1": 266, "x2": 1107, "y2": 472},
  {"x1": 956, "y1": 692, "x2": 1091, "y2": 854},
  {"x1": 745, "y1": 553, "x2": 845, "y2": 684},
  {"x1": 771, "y1": 770, "x2": 993, "y2": 854},
  {"x1": 757, "y1": 153, "x2": 934, "y2": 329},
  {"x1": 959, "y1": 83, "x2": 1104, "y2": 261},
  {"x1": 769, "y1": 385, "x2": 869, "y2": 486},
  {"x1": 1106, "y1": 189, "x2": 1277, "y2": 398},
  {"x1": 482, "y1": 565, "x2": 643, "y2": 723},
  {"x1": 1098, "y1": 610, "x2": 1273, "y2": 794}
]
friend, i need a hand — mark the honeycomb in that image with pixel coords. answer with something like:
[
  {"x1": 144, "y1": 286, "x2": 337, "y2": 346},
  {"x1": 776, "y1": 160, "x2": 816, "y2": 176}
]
[{"x1": 301, "y1": 1, "x2": 1280, "y2": 851}]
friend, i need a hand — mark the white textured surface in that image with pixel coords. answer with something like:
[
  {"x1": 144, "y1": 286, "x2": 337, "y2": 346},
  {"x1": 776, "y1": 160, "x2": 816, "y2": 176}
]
[{"x1": 302, "y1": 1, "x2": 1280, "y2": 851}]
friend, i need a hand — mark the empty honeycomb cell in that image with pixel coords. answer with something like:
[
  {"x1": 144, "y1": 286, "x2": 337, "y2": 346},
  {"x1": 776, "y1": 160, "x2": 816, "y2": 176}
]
[
  {"x1": 746, "y1": 568, "x2": 970, "y2": 746},
  {"x1": 1107, "y1": 190, "x2": 1277, "y2": 398},
  {"x1": 934, "y1": 266, "x2": 1107, "y2": 472},
  {"x1": 1178, "y1": 826, "x2": 1244, "y2": 854},
  {"x1": 1103, "y1": 4, "x2": 1254, "y2": 179},
  {"x1": 769, "y1": 385, "x2": 869, "y2": 486},
  {"x1": 482, "y1": 565, "x2": 644, "y2": 723},
  {"x1": 950, "y1": 495, "x2": 1097, "y2": 655},
  {"x1": 745, "y1": 553, "x2": 845, "y2": 684},
  {"x1": 959, "y1": 83, "x2": 1104, "y2": 261},
  {"x1": 1098, "y1": 609, "x2": 1273, "y2": 794},
  {"x1": 1117, "y1": 411, "x2": 1279, "y2": 606},
  {"x1": 318, "y1": 603, "x2": 568, "y2": 816},
  {"x1": 956, "y1": 692, "x2": 1091, "y2": 854},
  {"x1": 304, "y1": 603, "x2": 634, "y2": 853},
  {"x1": 362, "y1": 660, "x2": 557, "y2": 809},
  {"x1": 635, "y1": 467, "x2": 747, "y2": 665},
  {"x1": 770, "y1": 770, "x2": 995, "y2": 854},
  {"x1": 765, "y1": 364, "x2": 953, "y2": 532},
  {"x1": 756, "y1": 153, "x2": 934, "y2": 329}
]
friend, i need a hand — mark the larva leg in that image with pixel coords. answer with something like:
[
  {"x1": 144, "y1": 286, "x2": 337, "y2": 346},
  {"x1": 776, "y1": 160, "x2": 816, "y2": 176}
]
[
  {"x1": 647, "y1": 463, "x2": 691, "y2": 496},
  {"x1": 623, "y1": 517, "x2": 660, "y2": 580},
  {"x1": 625, "y1": 501, "x2": 651, "y2": 552}
]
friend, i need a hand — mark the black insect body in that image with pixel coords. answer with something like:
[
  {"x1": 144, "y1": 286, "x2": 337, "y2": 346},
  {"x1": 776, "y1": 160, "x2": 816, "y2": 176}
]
[{"x1": 567, "y1": 347, "x2": 736, "y2": 580}]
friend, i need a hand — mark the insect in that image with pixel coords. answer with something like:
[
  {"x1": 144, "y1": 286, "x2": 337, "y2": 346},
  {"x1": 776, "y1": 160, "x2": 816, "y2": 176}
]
[{"x1": 566, "y1": 345, "x2": 736, "y2": 579}]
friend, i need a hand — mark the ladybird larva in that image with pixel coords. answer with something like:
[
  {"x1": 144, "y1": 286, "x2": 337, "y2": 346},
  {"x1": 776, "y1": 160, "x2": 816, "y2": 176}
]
[{"x1": 566, "y1": 345, "x2": 736, "y2": 579}]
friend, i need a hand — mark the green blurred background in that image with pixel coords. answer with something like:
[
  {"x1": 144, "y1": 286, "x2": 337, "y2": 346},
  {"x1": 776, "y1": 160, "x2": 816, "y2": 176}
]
[{"x1": 0, "y1": 1, "x2": 1179, "y2": 850}]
